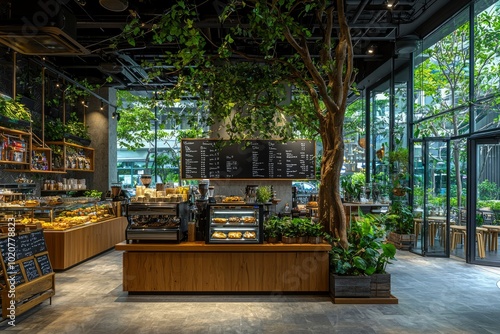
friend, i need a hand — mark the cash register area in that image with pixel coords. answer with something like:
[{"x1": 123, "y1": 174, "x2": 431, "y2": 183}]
[{"x1": 1, "y1": 249, "x2": 499, "y2": 333}]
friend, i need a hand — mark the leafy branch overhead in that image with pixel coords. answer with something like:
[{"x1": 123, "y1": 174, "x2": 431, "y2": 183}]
[{"x1": 117, "y1": 0, "x2": 355, "y2": 248}]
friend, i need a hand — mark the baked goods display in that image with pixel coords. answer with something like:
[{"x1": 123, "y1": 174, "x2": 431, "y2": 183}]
[
  {"x1": 213, "y1": 218, "x2": 227, "y2": 224},
  {"x1": 307, "y1": 201, "x2": 318, "y2": 207},
  {"x1": 242, "y1": 216, "x2": 256, "y2": 224},
  {"x1": 228, "y1": 231, "x2": 242, "y2": 239},
  {"x1": 10, "y1": 203, "x2": 114, "y2": 230},
  {"x1": 212, "y1": 231, "x2": 227, "y2": 239},
  {"x1": 24, "y1": 200, "x2": 40, "y2": 207},
  {"x1": 243, "y1": 231, "x2": 256, "y2": 239},
  {"x1": 222, "y1": 196, "x2": 244, "y2": 203},
  {"x1": 228, "y1": 216, "x2": 241, "y2": 223}
]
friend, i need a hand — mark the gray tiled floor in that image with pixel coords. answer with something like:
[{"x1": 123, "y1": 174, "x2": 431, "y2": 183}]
[{"x1": 2, "y1": 249, "x2": 500, "y2": 333}]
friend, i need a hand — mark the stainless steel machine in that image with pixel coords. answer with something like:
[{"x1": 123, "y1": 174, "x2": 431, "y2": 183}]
[{"x1": 125, "y1": 202, "x2": 189, "y2": 243}]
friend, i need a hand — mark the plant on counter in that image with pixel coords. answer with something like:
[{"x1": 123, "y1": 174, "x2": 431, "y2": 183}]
[
  {"x1": 341, "y1": 173, "x2": 364, "y2": 202},
  {"x1": 264, "y1": 215, "x2": 282, "y2": 242},
  {"x1": 256, "y1": 185, "x2": 272, "y2": 203},
  {"x1": 84, "y1": 190, "x2": 103, "y2": 200}
]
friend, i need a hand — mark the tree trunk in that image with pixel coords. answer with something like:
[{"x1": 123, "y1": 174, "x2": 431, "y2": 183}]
[{"x1": 319, "y1": 116, "x2": 348, "y2": 249}]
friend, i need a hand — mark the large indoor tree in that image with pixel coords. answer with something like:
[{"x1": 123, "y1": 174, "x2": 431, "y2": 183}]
[{"x1": 119, "y1": 0, "x2": 355, "y2": 247}]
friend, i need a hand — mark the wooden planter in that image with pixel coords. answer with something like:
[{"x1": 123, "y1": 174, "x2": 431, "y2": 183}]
[
  {"x1": 370, "y1": 273, "x2": 391, "y2": 298},
  {"x1": 387, "y1": 232, "x2": 416, "y2": 250},
  {"x1": 330, "y1": 273, "x2": 397, "y2": 304},
  {"x1": 330, "y1": 274, "x2": 371, "y2": 298}
]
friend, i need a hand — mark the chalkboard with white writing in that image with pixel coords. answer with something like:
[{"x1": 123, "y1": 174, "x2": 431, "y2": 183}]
[
  {"x1": 16, "y1": 233, "x2": 33, "y2": 260},
  {"x1": 23, "y1": 259, "x2": 40, "y2": 282},
  {"x1": 181, "y1": 139, "x2": 316, "y2": 180},
  {"x1": 36, "y1": 254, "x2": 53, "y2": 276},
  {"x1": 30, "y1": 230, "x2": 47, "y2": 254}
]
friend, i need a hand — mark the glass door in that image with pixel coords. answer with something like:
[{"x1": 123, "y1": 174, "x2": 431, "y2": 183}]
[
  {"x1": 414, "y1": 138, "x2": 450, "y2": 257},
  {"x1": 468, "y1": 135, "x2": 500, "y2": 265}
]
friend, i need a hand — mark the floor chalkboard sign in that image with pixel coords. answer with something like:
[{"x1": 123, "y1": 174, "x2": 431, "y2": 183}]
[{"x1": 0, "y1": 228, "x2": 55, "y2": 320}]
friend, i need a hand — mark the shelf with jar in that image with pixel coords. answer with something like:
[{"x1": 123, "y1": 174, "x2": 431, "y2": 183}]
[
  {"x1": 47, "y1": 140, "x2": 94, "y2": 172},
  {"x1": 0, "y1": 125, "x2": 30, "y2": 165}
]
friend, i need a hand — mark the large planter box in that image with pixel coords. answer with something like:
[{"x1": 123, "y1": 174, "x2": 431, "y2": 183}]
[
  {"x1": 330, "y1": 274, "x2": 371, "y2": 298},
  {"x1": 387, "y1": 232, "x2": 416, "y2": 250},
  {"x1": 370, "y1": 273, "x2": 391, "y2": 297},
  {"x1": 330, "y1": 273, "x2": 397, "y2": 304}
]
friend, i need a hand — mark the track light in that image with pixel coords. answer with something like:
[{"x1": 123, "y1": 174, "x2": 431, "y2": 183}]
[
  {"x1": 112, "y1": 111, "x2": 116, "y2": 119},
  {"x1": 100, "y1": 101, "x2": 104, "y2": 111},
  {"x1": 385, "y1": 0, "x2": 399, "y2": 9},
  {"x1": 112, "y1": 111, "x2": 120, "y2": 121},
  {"x1": 366, "y1": 45, "x2": 376, "y2": 55}
]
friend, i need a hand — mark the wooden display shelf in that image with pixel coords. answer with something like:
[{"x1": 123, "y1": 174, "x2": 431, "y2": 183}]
[
  {"x1": 46, "y1": 141, "x2": 94, "y2": 172},
  {"x1": 115, "y1": 241, "x2": 331, "y2": 293},
  {"x1": 44, "y1": 217, "x2": 128, "y2": 270}
]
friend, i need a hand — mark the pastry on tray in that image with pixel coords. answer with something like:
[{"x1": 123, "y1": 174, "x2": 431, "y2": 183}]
[
  {"x1": 228, "y1": 231, "x2": 242, "y2": 239},
  {"x1": 213, "y1": 218, "x2": 227, "y2": 224},
  {"x1": 242, "y1": 216, "x2": 256, "y2": 223},
  {"x1": 223, "y1": 196, "x2": 243, "y2": 202},
  {"x1": 228, "y1": 216, "x2": 241, "y2": 223},
  {"x1": 212, "y1": 231, "x2": 227, "y2": 239},
  {"x1": 243, "y1": 231, "x2": 256, "y2": 239}
]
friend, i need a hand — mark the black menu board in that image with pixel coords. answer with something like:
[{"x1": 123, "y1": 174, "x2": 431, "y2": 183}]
[
  {"x1": 23, "y1": 259, "x2": 40, "y2": 282},
  {"x1": 30, "y1": 230, "x2": 47, "y2": 254},
  {"x1": 16, "y1": 233, "x2": 33, "y2": 260},
  {"x1": 36, "y1": 254, "x2": 53, "y2": 276},
  {"x1": 8, "y1": 263, "x2": 24, "y2": 287},
  {"x1": 181, "y1": 139, "x2": 316, "y2": 179},
  {"x1": 0, "y1": 237, "x2": 8, "y2": 261}
]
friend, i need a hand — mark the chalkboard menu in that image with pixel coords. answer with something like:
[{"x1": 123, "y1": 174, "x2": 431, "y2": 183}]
[
  {"x1": 30, "y1": 230, "x2": 47, "y2": 254},
  {"x1": 16, "y1": 233, "x2": 33, "y2": 260},
  {"x1": 8, "y1": 263, "x2": 24, "y2": 287},
  {"x1": 23, "y1": 259, "x2": 40, "y2": 281},
  {"x1": 181, "y1": 139, "x2": 316, "y2": 179},
  {"x1": 0, "y1": 237, "x2": 8, "y2": 261},
  {"x1": 35, "y1": 254, "x2": 53, "y2": 276}
]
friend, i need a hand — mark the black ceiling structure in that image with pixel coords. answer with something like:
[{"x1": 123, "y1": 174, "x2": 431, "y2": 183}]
[{"x1": 0, "y1": 0, "x2": 471, "y2": 91}]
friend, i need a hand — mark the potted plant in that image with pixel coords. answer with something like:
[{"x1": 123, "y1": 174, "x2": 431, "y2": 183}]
[
  {"x1": 385, "y1": 199, "x2": 416, "y2": 250},
  {"x1": 256, "y1": 185, "x2": 272, "y2": 203},
  {"x1": 341, "y1": 173, "x2": 364, "y2": 202},
  {"x1": 0, "y1": 94, "x2": 32, "y2": 129},
  {"x1": 281, "y1": 217, "x2": 298, "y2": 243},
  {"x1": 306, "y1": 221, "x2": 324, "y2": 244},
  {"x1": 264, "y1": 215, "x2": 281, "y2": 243},
  {"x1": 328, "y1": 214, "x2": 396, "y2": 299},
  {"x1": 388, "y1": 148, "x2": 409, "y2": 197}
]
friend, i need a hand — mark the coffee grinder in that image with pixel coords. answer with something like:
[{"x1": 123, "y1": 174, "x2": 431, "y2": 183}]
[
  {"x1": 110, "y1": 182, "x2": 123, "y2": 216},
  {"x1": 195, "y1": 181, "x2": 209, "y2": 241}
]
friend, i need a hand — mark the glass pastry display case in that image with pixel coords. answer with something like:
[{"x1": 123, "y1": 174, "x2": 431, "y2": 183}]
[
  {"x1": 0, "y1": 200, "x2": 115, "y2": 230},
  {"x1": 207, "y1": 203, "x2": 263, "y2": 243},
  {"x1": 125, "y1": 202, "x2": 189, "y2": 243}
]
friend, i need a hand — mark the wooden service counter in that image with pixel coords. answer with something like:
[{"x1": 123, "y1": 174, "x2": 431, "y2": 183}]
[
  {"x1": 44, "y1": 217, "x2": 128, "y2": 270},
  {"x1": 114, "y1": 242, "x2": 331, "y2": 293}
]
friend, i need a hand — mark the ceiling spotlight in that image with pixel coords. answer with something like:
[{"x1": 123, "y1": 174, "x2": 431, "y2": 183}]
[
  {"x1": 367, "y1": 45, "x2": 376, "y2": 55},
  {"x1": 100, "y1": 101, "x2": 105, "y2": 111},
  {"x1": 112, "y1": 111, "x2": 117, "y2": 119},
  {"x1": 386, "y1": 0, "x2": 399, "y2": 9},
  {"x1": 99, "y1": 0, "x2": 128, "y2": 12}
]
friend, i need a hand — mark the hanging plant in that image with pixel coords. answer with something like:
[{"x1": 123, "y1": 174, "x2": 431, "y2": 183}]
[{"x1": 0, "y1": 94, "x2": 32, "y2": 122}]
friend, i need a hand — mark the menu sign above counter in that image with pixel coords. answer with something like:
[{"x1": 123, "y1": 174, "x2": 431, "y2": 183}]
[{"x1": 181, "y1": 139, "x2": 316, "y2": 180}]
